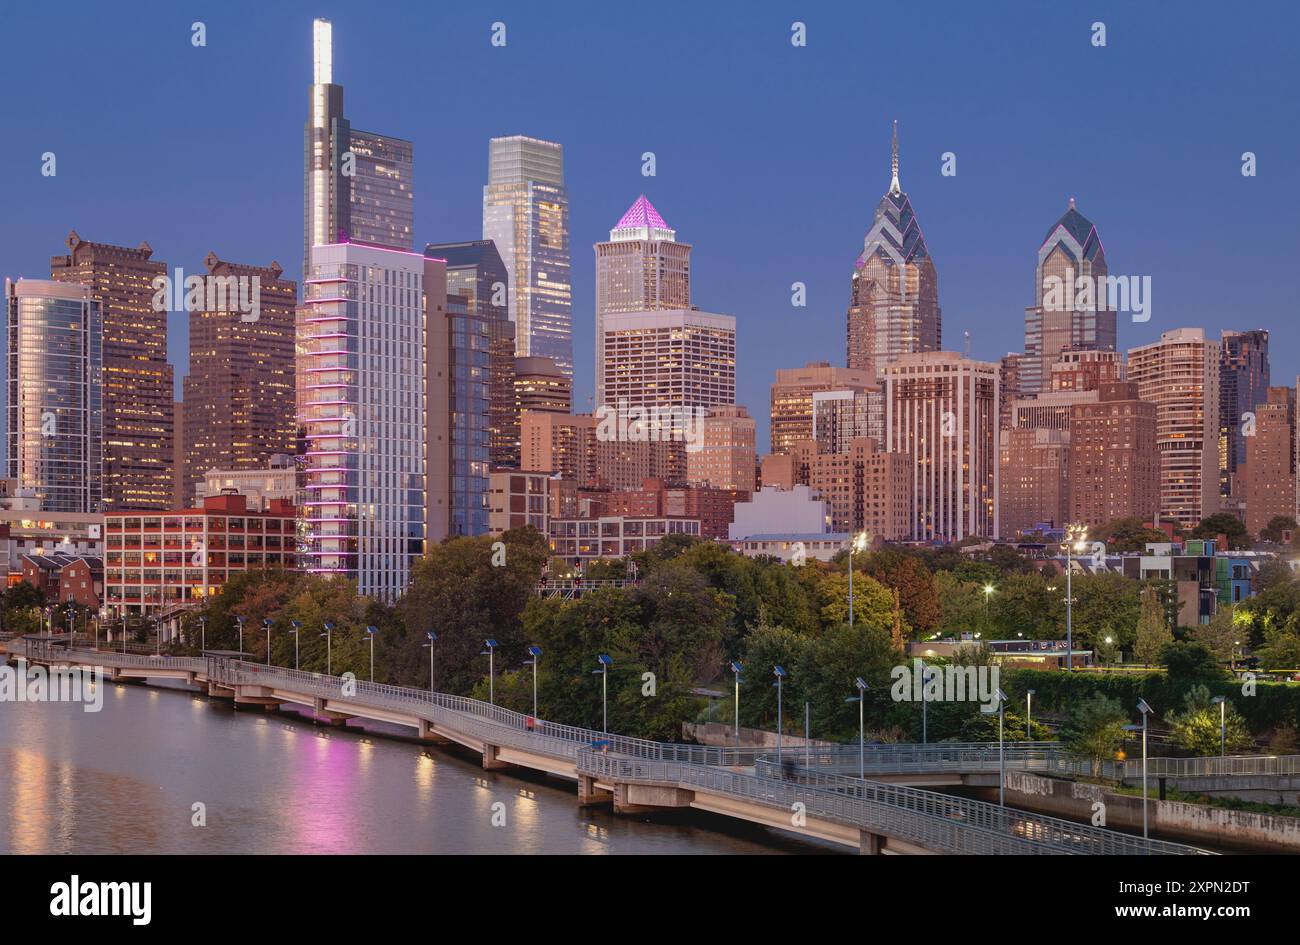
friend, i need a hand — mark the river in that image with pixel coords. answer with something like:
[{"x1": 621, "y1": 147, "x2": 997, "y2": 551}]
[{"x1": 0, "y1": 677, "x2": 837, "y2": 854}]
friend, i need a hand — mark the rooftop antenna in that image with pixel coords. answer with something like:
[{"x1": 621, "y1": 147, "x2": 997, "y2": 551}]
[{"x1": 963, "y1": 330, "x2": 971, "y2": 358}]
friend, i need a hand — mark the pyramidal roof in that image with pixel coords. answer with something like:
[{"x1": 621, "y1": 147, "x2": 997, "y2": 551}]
[
  {"x1": 1041, "y1": 198, "x2": 1104, "y2": 263},
  {"x1": 616, "y1": 194, "x2": 670, "y2": 231},
  {"x1": 856, "y1": 123, "x2": 931, "y2": 269}
]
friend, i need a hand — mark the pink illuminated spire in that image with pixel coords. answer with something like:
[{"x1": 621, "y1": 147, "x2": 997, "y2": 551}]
[{"x1": 616, "y1": 194, "x2": 670, "y2": 231}]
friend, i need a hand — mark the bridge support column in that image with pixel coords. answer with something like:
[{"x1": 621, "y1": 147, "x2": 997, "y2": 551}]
[
  {"x1": 859, "y1": 830, "x2": 883, "y2": 855},
  {"x1": 578, "y1": 775, "x2": 613, "y2": 807},
  {"x1": 482, "y1": 744, "x2": 515, "y2": 771},
  {"x1": 417, "y1": 719, "x2": 451, "y2": 744},
  {"x1": 613, "y1": 783, "x2": 693, "y2": 815},
  {"x1": 312, "y1": 697, "x2": 350, "y2": 725}
]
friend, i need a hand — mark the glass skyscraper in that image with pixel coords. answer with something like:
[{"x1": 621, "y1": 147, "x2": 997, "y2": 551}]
[
  {"x1": 482, "y1": 136, "x2": 572, "y2": 377},
  {"x1": 5, "y1": 278, "x2": 103, "y2": 513}
]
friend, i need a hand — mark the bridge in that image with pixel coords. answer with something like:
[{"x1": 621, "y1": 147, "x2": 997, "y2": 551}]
[{"x1": 12, "y1": 639, "x2": 1211, "y2": 856}]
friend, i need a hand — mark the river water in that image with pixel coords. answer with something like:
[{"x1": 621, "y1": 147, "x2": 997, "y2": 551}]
[{"x1": 0, "y1": 678, "x2": 836, "y2": 855}]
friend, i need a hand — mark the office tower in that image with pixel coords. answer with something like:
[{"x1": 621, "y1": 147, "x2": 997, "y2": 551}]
[
  {"x1": 300, "y1": 243, "x2": 447, "y2": 600},
  {"x1": 182, "y1": 254, "x2": 297, "y2": 505},
  {"x1": 1050, "y1": 347, "x2": 1123, "y2": 391},
  {"x1": 786, "y1": 437, "x2": 913, "y2": 539},
  {"x1": 1021, "y1": 199, "x2": 1117, "y2": 395},
  {"x1": 443, "y1": 289, "x2": 491, "y2": 537},
  {"x1": 304, "y1": 18, "x2": 413, "y2": 278},
  {"x1": 482, "y1": 135, "x2": 572, "y2": 375},
  {"x1": 998, "y1": 354, "x2": 1022, "y2": 433},
  {"x1": 1243, "y1": 386, "x2": 1295, "y2": 537},
  {"x1": 514, "y1": 356, "x2": 572, "y2": 414},
  {"x1": 1069, "y1": 381, "x2": 1159, "y2": 527},
  {"x1": 594, "y1": 195, "x2": 691, "y2": 405},
  {"x1": 998, "y1": 428, "x2": 1070, "y2": 538},
  {"x1": 770, "y1": 362, "x2": 875, "y2": 455},
  {"x1": 518, "y1": 411, "x2": 668, "y2": 490},
  {"x1": 4, "y1": 279, "x2": 102, "y2": 513},
  {"x1": 686, "y1": 405, "x2": 757, "y2": 492},
  {"x1": 50, "y1": 231, "x2": 172, "y2": 510},
  {"x1": 426, "y1": 240, "x2": 516, "y2": 468},
  {"x1": 173, "y1": 400, "x2": 185, "y2": 508},
  {"x1": 846, "y1": 123, "x2": 941, "y2": 375},
  {"x1": 812, "y1": 390, "x2": 874, "y2": 454},
  {"x1": 1128, "y1": 329, "x2": 1221, "y2": 530},
  {"x1": 1219, "y1": 329, "x2": 1270, "y2": 498},
  {"x1": 882, "y1": 352, "x2": 999, "y2": 541}
]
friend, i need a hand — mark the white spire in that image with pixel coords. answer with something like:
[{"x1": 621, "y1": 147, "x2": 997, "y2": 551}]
[
  {"x1": 313, "y1": 18, "x2": 333, "y2": 85},
  {"x1": 889, "y1": 120, "x2": 901, "y2": 196}
]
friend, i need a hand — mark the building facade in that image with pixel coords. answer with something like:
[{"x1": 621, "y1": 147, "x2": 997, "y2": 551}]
[
  {"x1": 482, "y1": 135, "x2": 572, "y2": 375},
  {"x1": 1243, "y1": 386, "x2": 1295, "y2": 537},
  {"x1": 514, "y1": 356, "x2": 572, "y2": 415},
  {"x1": 686, "y1": 405, "x2": 757, "y2": 492},
  {"x1": 770, "y1": 362, "x2": 875, "y2": 455},
  {"x1": 787, "y1": 436, "x2": 913, "y2": 539},
  {"x1": 1068, "y1": 381, "x2": 1160, "y2": 528},
  {"x1": 1219, "y1": 329, "x2": 1270, "y2": 499},
  {"x1": 5, "y1": 279, "x2": 103, "y2": 514}
]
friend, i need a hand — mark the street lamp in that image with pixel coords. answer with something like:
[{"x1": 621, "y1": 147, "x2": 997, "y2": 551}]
[
  {"x1": 263, "y1": 617, "x2": 273, "y2": 666},
  {"x1": 594, "y1": 654, "x2": 613, "y2": 733},
  {"x1": 1061, "y1": 524, "x2": 1088, "y2": 670},
  {"x1": 729, "y1": 660, "x2": 743, "y2": 749},
  {"x1": 289, "y1": 620, "x2": 301, "y2": 670},
  {"x1": 1026, "y1": 688, "x2": 1036, "y2": 736},
  {"x1": 482, "y1": 639, "x2": 498, "y2": 705},
  {"x1": 846, "y1": 677, "x2": 869, "y2": 779},
  {"x1": 321, "y1": 621, "x2": 335, "y2": 676},
  {"x1": 983, "y1": 583, "x2": 995, "y2": 615},
  {"x1": 198, "y1": 615, "x2": 207, "y2": 654},
  {"x1": 1135, "y1": 698, "x2": 1154, "y2": 839},
  {"x1": 526, "y1": 645, "x2": 542, "y2": 718},
  {"x1": 1211, "y1": 695, "x2": 1227, "y2": 757},
  {"x1": 423, "y1": 632, "x2": 439, "y2": 695},
  {"x1": 365, "y1": 626, "x2": 377, "y2": 683},
  {"x1": 773, "y1": 665, "x2": 788, "y2": 764},
  {"x1": 920, "y1": 662, "x2": 934, "y2": 743},
  {"x1": 992, "y1": 688, "x2": 1008, "y2": 806},
  {"x1": 235, "y1": 615, "x2": 246, "y2": 657},
  {"x1": 847, "y1": 531, "x2": 869, "y2": 628}
]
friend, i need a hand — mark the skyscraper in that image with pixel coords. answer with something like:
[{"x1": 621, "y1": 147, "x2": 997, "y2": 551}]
[
  {"x1": 594, "y1": 195, "x2": 692, "y2": 406},
  {"x1": 1021, "y1": 199, "x2": 1117, "y2": 395},
  {"x1": 1127, "y1": 328, "x2": 1221, "y2": 530},
  {"x1": 4, "y1": 279, "x2": 103, "y2": 513},
  {"x1": 50, "y1": 231, "x2": 172, "y2": 510},
  {"x1": 1219, "y1": 329, "x2": 1270, "y2": 498},
  {"x1": 182, "y1": 253, "x2": 297, "y2": 505},
  {"x1": 882, "y1": 352, "x2": 999, "y2": 541},
  {"x1": 769, "y1": 362, "x2": 875, "y2": 455},
  {"x1": 846, "y1": 123, "x2": 941, "y2": 377},
  {"x1": 1069, "y1": 381, "x2": 1159, "y2": 528},
  {"x1": 1243, "y1": 386, "x2": 1294, "y2": 537},
  {"x1": 299, "y1": 243, "x2": 447, "y2": 600},
  {"x1": 304, "y1": 18, "x2": 413, "y2": 279},
  {"x1": 482, "y1": 135, "x2": 572, "y2": 375}
]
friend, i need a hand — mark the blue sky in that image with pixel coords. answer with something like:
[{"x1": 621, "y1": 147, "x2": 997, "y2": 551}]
[{"x1": 2, "y1": 0, "x2": 1296, "y2": 452}]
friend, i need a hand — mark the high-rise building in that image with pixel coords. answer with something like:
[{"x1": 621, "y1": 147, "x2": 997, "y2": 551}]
[
  {"x1": 1069, "y1": 381, "x2": 1159, "y2": 528},
  {"x1": 182, "y1": 253, "x2": 297, "y2": 505},
  {"x1": 300, "y1": 242, "x2": 448, "y2": 600},
  {"x1": 882, "y1": 352, "x2": 999, "y2": 541},
  {"x1": 686, "y1": 405, "x2": 757, "y2": 493},
  {"x1": 786, "y1": 436, "x2": 913, "y2": 539},
  {"x1": 998, "y1": 427, "x2": 1069, "y2": 538},
  {"x1": 426, "y1": 240, "x2": 516, "y2": 469},
  {"x1": 304, "y1": 18, "x2": 413, "y2": 278},
  {"x1": 770, "y1": 362, "x2": 875, "y2": 455},
  {"x1": 998, "y1": 354, "x2": 1022, "y2": 433},
  {"x1": 812, "y1": 390, "x2": 874, "y2": 453},
  {"x1": 482, "y1": 135, "x2": 572, "y2": 375},
  {"x1": 50, "y1": 231, "x2": 173, "y2": 510},
  {"x1": 1219, "y1": 329, "x2": 1270, "y2": 498},
  {"x1": 601, "y1": 309, "x2": 735, "y2": 414},
  {"x1": 1022, "y1": 200, "x2": 1117, "y2": 395},
  {"x1": 846, "y1": 123, "x2": 941, "y2": 376},
  {"x1": 1128, "y1": 328, "x2": 1221, "y2": 530},
  {"x1": 514, "y1": 356, "x2": 572, "y2": 415},
  {"x1": 4, "y1": 279, "x2": 103, "y2": 513},
  {"x1": 594, "y1": 195, "x2": 691, "y2": 406},
  {"x1": 1243, "y1": 386, "x2": 1294, "y2": 537}
]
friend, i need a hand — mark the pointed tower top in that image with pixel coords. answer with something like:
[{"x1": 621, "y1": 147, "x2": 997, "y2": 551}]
[
  {"x1": 889, "y1": 120, "x2": 901, "y2": 197},
  {"x1": 610, "y1": 194, "x2": 677, "y2": 242},
  {"x1": 1068, "y1": 196, "x2": 1076, "y2": 209}
]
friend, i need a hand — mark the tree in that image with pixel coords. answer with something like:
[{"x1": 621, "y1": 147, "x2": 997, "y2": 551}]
[
  {"x1": 1094, "y1": 517, "x2": 1169, "y2": 553},
  {"x1": 1190, "y1": 513, "x2": 1250, "y2": 550},
  {"x1": 1157, "y1": 640, "x2": 1221, "y2": 680},
  {"x1": 1256, "y1": 627, "x2": 1300, "y2": 672},
  {"x1": 863, "y1": 550, "x2": 940, "y2": 636},
  {"x1": 934, "y1": 571, "x2": 985, "y2": 639},
  {"x1": 1166, "y1": 685, "x2": 1254, "y2": 755},
  {"x1": 816, "y1": 570, "x2": 900, "y2": 637},
  {"x1": 1134, "y1": 585, "x2": 1173, "y2": 667},
  {"x1": 1061, "y1": 693, "x2": 1129, "y2": 776},
  {"x1": 1259, "y1": 516, "x2": 1298, "y2": 544},
  {"x1": 1190, "y1": 608, "x2": 1239, "y2": 662}
]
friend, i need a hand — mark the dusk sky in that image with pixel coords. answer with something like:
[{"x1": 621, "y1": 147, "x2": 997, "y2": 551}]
[{"x1": 3, "y1": 0, "x2": 1296, "y2": 452}]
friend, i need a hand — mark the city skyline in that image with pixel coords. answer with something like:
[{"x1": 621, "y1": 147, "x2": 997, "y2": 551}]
[{"x1": 1, "y1": 2, "x2": 1293, "y2": 453}]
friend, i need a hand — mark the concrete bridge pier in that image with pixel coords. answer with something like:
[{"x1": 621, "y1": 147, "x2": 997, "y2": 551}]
[
  {"x1": 417, "y1": 719, "x2": 452, "y2": 744},
  {"x1": 481, "y1": 744, "x2": 515, "y2": 771},
  {"x1": 612, "y1": 783, "x2": 693, "y2": 815},
  {"x1": 311, "y1": 697, "x2": 350, "y2": 726},
  {"x1": 859, "y1": 830, "x2": 883, "y2": 855},
  {"x1": 577, "y1": 775, "x2": 613, "y2": 807}
]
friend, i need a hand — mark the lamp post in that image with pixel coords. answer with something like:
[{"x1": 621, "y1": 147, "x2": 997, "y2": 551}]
[
  {"x1": 847, "y1": 677, "x2": 868, "y2": 779},
  {"x1": 1026, "y1": 688, "x2": 1036, "y2": 736},
  {"x1": 1062, "y1": 524, "x2": 1088, "y2": 670},
  {"x1": 993, "y1": 688, "x2": 1008, "y2": 806},
  {"x1": 263, "y1": 617, "x2": 273, "y2": 666},
  {"x1": 729, "y1": 661, "x2": 743, "y2": 750},
  {"x1": 920, "y1": 662, "x2": 933, "y2": 744},
  {"x1": 154, "y1": 615, "x2": 161, "y2": 657},
  {"x1": 1136, "y1": 699, "x2": 1153, "y2": 839},
  {"x1": 773, "y1": 665, "x2": 787, "y2": 764},
  {"x1": 365, "y1": 626, "x2": 377, "y2": 682},
  {"x1": 290, "y1": 620, "x2": 301, "y2": 670},
  {"x1": 526, "y1": 645, "x2": 542, "y2": 718},
  {"x1": 482, "y1": 639, "x2": 498, "y2": 706},
  {"x1": 983, "y1": 583, "x2": 995, "y2": 616},
  {"x1": 1211, "y1": 695, "x2": 1227, "y2": 757},
  {"x1": 423, "y1": 632, "x2": 439, "y2": 695},
  {"x1": 594, "y1": 654, "x2": 612, "y2": 733},
  {"x1": 235, "y1": 615, "x2": 245, "y2": 657},
  {"x1": 847, "y1": 531, "x2": 869, "y2": 628},
  {"x1": 322, "y1": 621, "x2": 334, "y2": 676},
  {"x1": 198, "y1": 615, "x2": 207, "y2": 654}
]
